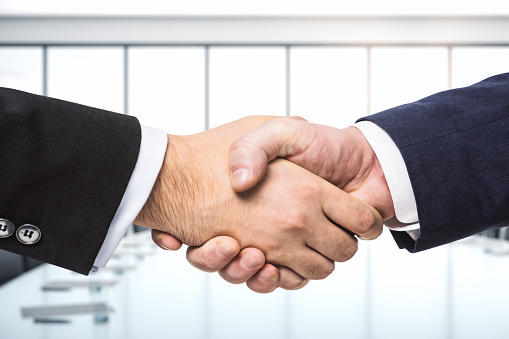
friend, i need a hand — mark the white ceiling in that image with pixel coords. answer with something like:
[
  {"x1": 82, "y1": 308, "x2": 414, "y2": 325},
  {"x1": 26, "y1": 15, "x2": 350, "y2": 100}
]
[{"x1": 1, "y1": 0, "x2": 509, "y2": 16}]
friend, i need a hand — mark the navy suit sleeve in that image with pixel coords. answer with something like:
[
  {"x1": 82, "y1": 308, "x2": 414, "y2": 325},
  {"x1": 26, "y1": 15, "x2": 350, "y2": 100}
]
[
  {"x1": 358, "y1": 73, "x2": 509, "y2": 252},
  {"x1": 0, "y1": 88, "x2": 141, "y2": 274}
]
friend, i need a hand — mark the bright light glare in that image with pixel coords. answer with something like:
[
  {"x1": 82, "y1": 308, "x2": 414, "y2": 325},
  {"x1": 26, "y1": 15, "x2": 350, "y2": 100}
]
[
  {"x1": 290, "y1": 47, "x2": 367, "y2": 128},
  {"x1": 370, "y1": 47, "x2": 448, "y2": 113},
  {"x1": 47, "y1": 47, "x2": 124, "y2": 113},
  {"x1": 1, "y1": 0, "x2": 509, "y2": 16},
  {"x1": 0, "y1": 47, "x2": 43, "y2": 94},
  {"x1": 452, "y1": 47, "x2": 509, "y2": 88},
  {"x1": 129, "y1": 47, "x2": 206, "y2": 135},
  {"x1": 209, "y1": 47, "x2": 286, "y2": 128}
]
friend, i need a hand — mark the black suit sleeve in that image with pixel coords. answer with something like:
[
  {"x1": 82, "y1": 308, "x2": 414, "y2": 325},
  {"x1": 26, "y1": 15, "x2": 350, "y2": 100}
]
[
  {"x1": 0, "y1": 88, "x2": 141, "y2": 275},
  {"x1": 358, "y1": 73, "x2": 509, "y2": 252}
]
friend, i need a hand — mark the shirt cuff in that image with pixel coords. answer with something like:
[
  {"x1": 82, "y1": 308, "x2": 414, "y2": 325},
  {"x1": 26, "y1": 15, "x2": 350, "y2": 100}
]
[
  {"x1": 92, "y1": 125, "x2": 168, "y2": 271},
  {"x1": 354, "y1": 121, "x2": 420, "y2": 238}
]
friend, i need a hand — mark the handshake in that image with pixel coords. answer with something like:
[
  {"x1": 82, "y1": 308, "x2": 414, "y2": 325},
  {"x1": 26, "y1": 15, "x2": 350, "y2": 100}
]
[{"x1": 134, "y1": 116, "x2": 393, "y2": 293}]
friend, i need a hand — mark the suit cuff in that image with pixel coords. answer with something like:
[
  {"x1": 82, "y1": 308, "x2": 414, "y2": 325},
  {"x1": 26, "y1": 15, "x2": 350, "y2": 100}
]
[
  {"x1": 354, "y1": 121, "x2": 420, "y2": 238},
  {"x1": 92, "y1": 125, "x2": 167, "y2": 270}
]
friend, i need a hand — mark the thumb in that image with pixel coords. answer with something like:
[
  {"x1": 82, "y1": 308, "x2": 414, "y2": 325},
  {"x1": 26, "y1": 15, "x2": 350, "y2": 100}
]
[
  {"x1": 151, "y1": 229, "x2": 183, "y2": 251},
  {"x1": 229, "y1": 117, "x2": 306, "y2": 192}
]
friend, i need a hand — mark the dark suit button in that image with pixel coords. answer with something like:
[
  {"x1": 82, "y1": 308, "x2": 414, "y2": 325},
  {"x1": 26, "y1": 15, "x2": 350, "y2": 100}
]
[
  {"x1": 0, "y1": 218, "x2": 15, "y2": 238},
  {"x1": 16, "y1": 224, "x2": 42, "y2": 245}
]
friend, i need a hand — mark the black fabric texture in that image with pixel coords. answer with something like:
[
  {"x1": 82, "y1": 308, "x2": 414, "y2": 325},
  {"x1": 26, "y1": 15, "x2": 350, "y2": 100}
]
[
  {"x1": 0, "y1": 88, "x2": 142, "y2": 275},
  {"x1": 359, "y1": 73, "x2": 509, "y2": 252}
]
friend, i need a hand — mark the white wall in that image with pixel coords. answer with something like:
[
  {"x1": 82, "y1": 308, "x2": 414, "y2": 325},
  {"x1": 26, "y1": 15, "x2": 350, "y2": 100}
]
[{"x1": 1, "y1": 0, "x2": 509, "y2": 16}]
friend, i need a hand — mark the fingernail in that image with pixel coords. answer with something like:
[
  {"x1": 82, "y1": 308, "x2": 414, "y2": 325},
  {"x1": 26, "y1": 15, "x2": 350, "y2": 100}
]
[
  {"x1": 215, "y1": 242, "x2": 236, "y2": 258},
  {"x1": 240, "y1": 253, "x2": 261, "y2": 269},
  {"x1": 159, "y1": 238, "x2": 174, "y2": 250},
  {"x1": 231, "y1": 168, "x2": 249, "y2": 187}
]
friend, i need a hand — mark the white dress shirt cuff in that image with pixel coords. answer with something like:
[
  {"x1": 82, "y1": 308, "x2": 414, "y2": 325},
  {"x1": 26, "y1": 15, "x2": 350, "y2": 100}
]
[
  {"x1": 92, "y1": 125, "x2": 168, "y2": 271},
  {"x1": 354, "y1": 121, "x2": 420, "y2": 239}
]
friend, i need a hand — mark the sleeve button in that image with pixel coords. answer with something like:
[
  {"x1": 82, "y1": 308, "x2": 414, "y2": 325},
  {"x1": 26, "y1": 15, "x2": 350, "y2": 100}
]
[
  {"x1": 16, "y1": 224, "x2": 42, "y2": 245},
  {"x1": 0, "y1": 218, "x2": 15, "y2": 238}
]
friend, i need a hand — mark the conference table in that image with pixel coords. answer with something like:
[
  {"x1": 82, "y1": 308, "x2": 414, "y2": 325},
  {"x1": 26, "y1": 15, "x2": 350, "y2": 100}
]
[{"x1": 2, "y1": 231, "x2": 509, "y2": 339}]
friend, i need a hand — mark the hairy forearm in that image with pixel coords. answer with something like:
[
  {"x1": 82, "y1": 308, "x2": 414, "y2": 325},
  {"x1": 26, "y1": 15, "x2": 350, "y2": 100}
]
[
  {"x1": 134, "y1": 116, "x2": 384, "y2": 282},
  {"x1": 134, "y1": 135, "x2": 201, "y2": 243},
  {"x1": 134, "y1": 133, "x2": 235, "y2": 246}
]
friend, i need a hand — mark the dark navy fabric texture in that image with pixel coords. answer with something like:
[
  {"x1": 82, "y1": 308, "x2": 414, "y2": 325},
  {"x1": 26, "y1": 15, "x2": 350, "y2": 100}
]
[{"x1": 359, "y1": 73, "x2": 509, "y2": 252}]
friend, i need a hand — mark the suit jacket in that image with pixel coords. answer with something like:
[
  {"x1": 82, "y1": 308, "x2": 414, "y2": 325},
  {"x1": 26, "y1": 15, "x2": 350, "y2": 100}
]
[
  {"x1": 359, "y1": 73, "x2": 509, "y2": 252},
  {"x1": 2, "y1": 73, "x2": 508, "y2": 274},
  {"x1": 0, "y1": 88, "x2": 141, "y2": 275}
]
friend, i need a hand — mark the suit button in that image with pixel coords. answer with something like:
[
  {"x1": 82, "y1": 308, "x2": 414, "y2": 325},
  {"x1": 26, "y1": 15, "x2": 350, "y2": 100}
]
[
  {"x1": 0, "y1": 218, "x2": 15, "y2": 238},
  {"x1": 17, "y1": 224, "x2": 42, "y2": 245}
]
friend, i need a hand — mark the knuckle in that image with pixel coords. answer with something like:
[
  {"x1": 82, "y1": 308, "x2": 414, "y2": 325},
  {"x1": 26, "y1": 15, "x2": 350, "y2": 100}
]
[
  {"x1": 271, "y1": 117, "x2": 290, "y2": 127},
  {"x1": 311, "y1": 262, "x2": 335, "y2": 280},
  {"x1": 187, "y1": 248, "x2": 218, "y2": 272},
  {"x1": 220, "y1": 268, "x2": 247, "y2": 284},
  {"x1": 298, "y1": 180, "x2": 319, "y2": 199},
  {"x1": 356, "y1": 207, "x2": 378, "y2": 235},
  {"x1": 277, "y1": 208, "x2": 307, "y2": 232},
  {"x1": 337, "y1": 240, "x2": 358, "y2": 262},
  {"x1": 229, "y1": 137, "x2": 252, "y2": 153},
  {"x1": 292, "y1": 116, "x2": 308, "y2": 122},
  {"x1": 280, "y1": 276, "x2": 309, "y2": 290},
  {"x1": 269, "y1": 118, "x2": 297, "y2": 136},
  {"x1": 264, "y1": 247, "x2": 290, "y2": 266},
  {"x1": 295, "y1": 253, "x2": 335, "y2": 280},
  {"x1": 247, "y1": 281, "x2": 277, "y2": 294},
  {"x1": 187, "y1": 250, "x2": 206, "y2": 270},
  {"x1": 238, "y1": 115, "x2": 275, "y2": 129},
  {"x1": 250, "y1": 115, "x2": 275, "y2": 125}
]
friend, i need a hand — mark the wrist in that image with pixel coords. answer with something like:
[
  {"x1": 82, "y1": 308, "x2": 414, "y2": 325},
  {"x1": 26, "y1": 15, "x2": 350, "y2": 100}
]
[
  {"x1": 347, "y1": 126, "x2": 395, "y2": 220},
  {"x1": 133, "y1": 135, "x2": 199, "y2": 243}
]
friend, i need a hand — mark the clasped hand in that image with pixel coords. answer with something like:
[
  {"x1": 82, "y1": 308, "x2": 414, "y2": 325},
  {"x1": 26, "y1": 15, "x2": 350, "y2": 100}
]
[{"x1": 135, "y1": 116, "x2": 392, "y2": 293}]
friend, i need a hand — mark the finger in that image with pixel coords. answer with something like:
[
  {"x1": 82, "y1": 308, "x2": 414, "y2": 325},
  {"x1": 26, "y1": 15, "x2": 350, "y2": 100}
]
[
  {"x1": 270, "y1": 248, "x2": 335, "y2": 281},
  {"x1": 277, "y1": 266, "x2": 309, "y2": 290},
  {"x1": 289, "y1": 116, "x2": 308, "y2": 122},
  {"x1": 151, "y1": 229, "x2": 183, "y2": 251},
  {"x1": 246, "y1": 264, "x2": 280, "y2": 294},
  {"x1": 218, "y1": 248, "x2": 265, "y2": 284},
  {"x1": 321, "y1": 182, "x2": 383, "y2": 240},
  {"x1": 186, "y1": 236, "x2": 240, "y2": 273},
  {"x1": 229, "y1": 119, "x2": 303, "y2": 192},
  {"x1": 305, "y1": 218, "x2": 359, "y2": 263}
]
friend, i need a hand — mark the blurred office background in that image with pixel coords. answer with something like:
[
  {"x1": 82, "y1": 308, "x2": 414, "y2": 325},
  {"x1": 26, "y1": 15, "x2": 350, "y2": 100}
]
[{"x1": 1, "y1": 1, "x2": 509, "y2": 338}]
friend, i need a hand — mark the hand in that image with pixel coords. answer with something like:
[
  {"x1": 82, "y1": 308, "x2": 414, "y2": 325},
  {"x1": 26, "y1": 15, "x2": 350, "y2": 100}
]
[
  {"x1": 152, "y1": 232, "x2": 284, "y2": 293},
  {"x1": 228, "y1": 118, "x2": 395, "y2": 220},
  {"x1": 151, "y1": 117, "x2": 311, "y2": 293},
  {"x1": 151, "y1": 117, "x2": 389, "y2": 292},
  {"x1": 184, "y1": 118, "x2": 394, "y2": 293},
  {"x1": 135, "y1": 116, "x2": 383, "y2": 286}
]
